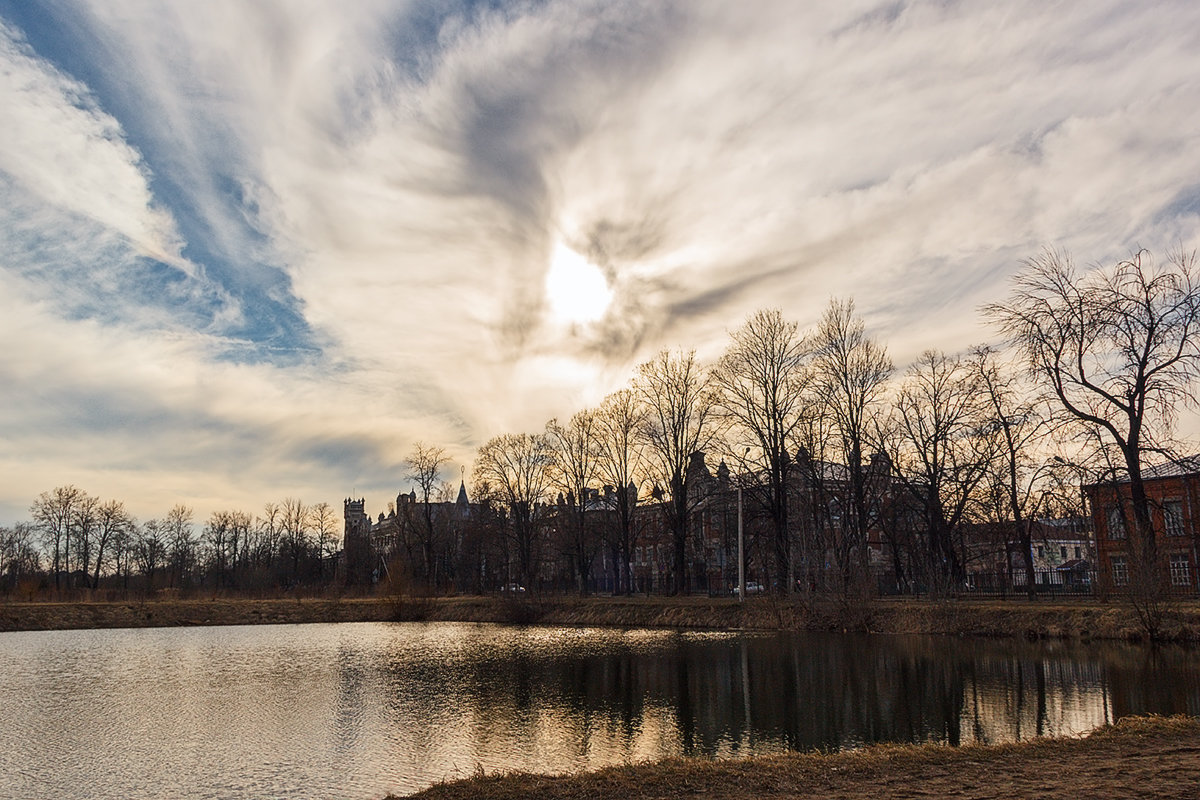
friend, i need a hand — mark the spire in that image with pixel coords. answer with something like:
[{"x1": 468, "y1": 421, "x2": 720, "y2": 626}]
[{"x1": 456, "y1": 479, "x2": 469, "y2": 507}]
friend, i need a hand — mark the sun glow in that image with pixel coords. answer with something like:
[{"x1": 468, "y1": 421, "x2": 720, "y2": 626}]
[{"x1": 545, "y1": 242, "x2": 613, "y2": 324}]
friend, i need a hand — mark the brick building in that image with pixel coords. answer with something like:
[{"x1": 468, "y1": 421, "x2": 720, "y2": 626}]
[{"x1": 1085, "y1": 455, "x2": 1200, "y2": 593}]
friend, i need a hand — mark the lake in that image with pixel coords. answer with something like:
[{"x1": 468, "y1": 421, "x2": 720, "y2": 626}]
[{"x1": 1, "y1": 622, "x2": 1197, "y2": 799}]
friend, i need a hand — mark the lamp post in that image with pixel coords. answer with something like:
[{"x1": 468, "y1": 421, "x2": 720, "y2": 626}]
[
  {"x1": 737, "y1": 447, "x2": 749, "y2": 603},
  {"x1": 738, "y1": 481, "x2": 744, "y2": 603}
]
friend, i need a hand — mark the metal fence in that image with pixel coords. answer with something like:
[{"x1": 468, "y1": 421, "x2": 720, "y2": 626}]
[{"x1": 963, "y1": 569, "x2": 1098, "y2": 597}]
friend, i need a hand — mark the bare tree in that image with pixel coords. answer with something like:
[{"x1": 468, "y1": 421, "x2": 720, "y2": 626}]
[
  {"x1": 594, "y1": 388, "x2": 648, "y2": 595},
  {"x1": 137, "y1": 518, "x2": 167, "y2": 592},
  {"x1": 634, "y1": 349, "x2": 722, "y2": 594},
  {"x1": 71, "y1": 494, "x2": 99, "y2": 589},
  {"x1": 403, "y1": 442, "x2": 451, "y2": 589},
  {"x1": 473, "y1": 432, "x2": 554, "y2": 590},
  {"x1": 164, "y1": 505, "x2": 195, "y2": 589},
  {"x1": 30, "y1": 485, "x2": 88, "y2": 592},
  {"x1": 969, "y1": 345, "x2": 1057, "y2": 597},
  {"x1": 712, "y1": 308, "x2": 811, "y2": 593},
  {"x1": 203, "y1": 510, "x2": 252, "y2": 589},
  {"x1": 280, "y1": 498, "x2": 310, "y2": 586},
  {"x1": 0, "y1": 522, "x2": 40, "y2": 594},
  {"x1": 985, "y1": 249, "x2": 1200, "y2": 611},
  {"x1": 886, "y1": 350, "x2": 995, "y2": 592},
  {"x1": 92, "y1": 499, "x2": 134, "y2": 591},
  {"x1": 546, "y1": 410, "x2": 602, "y2": 594},
  {"x1": 810, "y1": 299, "x2": 892, "y2": 594},
  {"x1": 111, "y1": 519, "x2": 137, "y2": 592},
  {"x1": 310, "y1": 502, "x2": 340, "y2": 581},
  {"x1": 791, "y1": 401, "x2": 841, "y2": 594},
  {"x1": 253, "y1": 502, "x2": 285, "y2": 581}
]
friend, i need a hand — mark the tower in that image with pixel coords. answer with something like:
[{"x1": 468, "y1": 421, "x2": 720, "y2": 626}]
[{"x1": 343, "y1": 497, "x2": 371, "y2": 584}]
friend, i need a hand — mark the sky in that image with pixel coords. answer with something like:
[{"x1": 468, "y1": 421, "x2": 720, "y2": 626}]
[{"x1": 2, "y1": 0, "x2": 1199, "y2": 527}]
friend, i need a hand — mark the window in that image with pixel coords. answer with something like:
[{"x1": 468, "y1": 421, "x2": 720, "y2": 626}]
[
  {"x1": 1060, "y1": 546, "x2": 1068, "y2": 559},
  {"x1": 1164, "y1": 500, "x2": 1185, "y2": 537},
  {"x1": 1111, "y1": 556, "x2": 1128, "y2": 586},
  {"x1": 1037, "y1": 545, "x2": 1044, "y2": 559},
  {"x1": 1107, "y1": 508, "x2": 1127, "y2": 539},
  {"x1": 1170, "y1": 554, "x2": 1191, "y2": 587},
  {"x1": 1074, "y1": 546, "x2": 1081, "y2": 559}
]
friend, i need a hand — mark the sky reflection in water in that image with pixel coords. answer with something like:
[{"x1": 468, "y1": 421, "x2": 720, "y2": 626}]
[{"x1": 1, "y1": 622, "x2": 1197, "y2": 799}]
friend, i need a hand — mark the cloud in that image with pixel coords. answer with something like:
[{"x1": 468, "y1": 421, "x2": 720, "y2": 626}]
[
  {"x1": 2, "y1": 0, "x2": 1200, "y2": 523},
  {"x1": 0, "y1": 20, "x2": 194, "y2": 274}
]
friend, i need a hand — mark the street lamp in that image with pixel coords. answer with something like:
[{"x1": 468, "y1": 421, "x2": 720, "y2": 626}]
[
  {"x1": 738, "y1": 447, "x2": 749, "y2": 603},
  {"x1": 738, "y1": 481, "x2": 744, "y2": 603}
]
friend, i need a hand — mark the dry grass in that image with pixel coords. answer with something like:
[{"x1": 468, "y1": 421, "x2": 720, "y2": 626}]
[
  {"x1": 3, "y1": 594, "x2": 1200, "y2": 641},
  {"x1": 396, "y1": 715, "x2": 1200, "y2": 800},
  {"x1": 0, "y1": 596, "x2": 395, "y2": 631}
]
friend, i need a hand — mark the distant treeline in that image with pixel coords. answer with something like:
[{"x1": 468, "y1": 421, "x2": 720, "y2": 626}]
[{"x1": 2, "y1": 494, "x2": 341, "y2": 598}]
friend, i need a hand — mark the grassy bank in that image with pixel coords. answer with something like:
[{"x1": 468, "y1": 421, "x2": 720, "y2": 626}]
[
  {"x1": 0, "y1": 596, "x2": 395, "y2": 631},
  {"x1": 4, "y1": 594, "x2": 1200, "y2": 640},
  {"x1": 394, "y1": 715, "x2": 1200, "y2": 800}
]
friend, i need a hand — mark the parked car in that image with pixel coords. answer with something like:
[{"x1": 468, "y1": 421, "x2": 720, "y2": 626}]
[
  {"x1": 731, "y1": 581, "x2": 765, "y2": 595},
  {"x1": 501, "y1": 583, "x2": 526, "y2": 593}
]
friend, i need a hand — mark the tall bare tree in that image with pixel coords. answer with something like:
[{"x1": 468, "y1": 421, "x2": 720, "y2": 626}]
[
  {"x1": 635, "y1": 349, "x2": 721, "y2": 594},
  {"x1": 810, "y1": 299, "x2": 892, "y2": 593},
  {"x1": 404, "y1": 442, "x2": 451, "y2": 589},
  {"x1": 473, "y1": 432, "x2": 554, "y2": 590},
  {"x1": 30, "y1": 485, "x2": 88, "y2": 592},
  {"x1": 71, "y1": 494, "x2": 99, "y2": 589},
  {"x1": 311, "y1": 502, "x2": 340, "y2": 580},
  {"x1": 91, "y1": 499, "x2": 134, "y2": 591},
  {"x1": 969, "y1": 345, "x2": 1056, "y2": 597},
  {"x1": 713, "y1": 308, "x2": 811, "y2": 593},
  {"x1": 137, "y1": 518, "x2": 167, "y2": 591},
  {"x1": 985, "y1": 249, "x2": 1200, "y2": 603},
  {"x1": 280, "y1": 498, "x2": 310, "y2": 585},
  {"x1": 546, "y1": 410, "x2": 602, "y2": 594},
  {"x1": 594, "y1": 388, "x2": 648, "y2": 595},
  {"x1": 886, "y1": 351, "x2": 995, "y2": 591},
  {"x1": 164, "y1": 504, "x2": 195, "y2": 589},
  {"x1": 254, "y1": 502, "x2": 285, "y2": 579}
]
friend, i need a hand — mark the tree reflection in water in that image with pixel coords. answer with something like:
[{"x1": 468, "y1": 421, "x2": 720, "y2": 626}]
[{"x1": 371, "y1": 627, "x2": 1199, "y2": 764}]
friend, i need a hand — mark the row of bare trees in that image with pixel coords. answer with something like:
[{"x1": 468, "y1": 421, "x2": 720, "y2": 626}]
[
  {"x1": 9, "y1": 489, "x2": 343, "y2": 598},
  {"x1": 458, "y1": 247, "x2": 1200, "y2": 599}
]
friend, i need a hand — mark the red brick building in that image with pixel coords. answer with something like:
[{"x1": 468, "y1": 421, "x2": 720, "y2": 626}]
[{"x1": 1085, "y1": 455, "x2": 1200, "y2": 593}]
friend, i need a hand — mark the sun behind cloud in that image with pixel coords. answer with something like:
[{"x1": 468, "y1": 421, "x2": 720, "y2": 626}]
[{"x1": 544, "y1": 241, "x2": 613, "y2": 326}]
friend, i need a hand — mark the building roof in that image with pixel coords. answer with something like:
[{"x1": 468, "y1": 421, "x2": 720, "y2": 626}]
[
  {"x1": 1083, "y1": 454, "x2": 1200, "y2": 487},
  {"x1": 1141, "y1": 455, "x2": 1200, "y2": 479}
]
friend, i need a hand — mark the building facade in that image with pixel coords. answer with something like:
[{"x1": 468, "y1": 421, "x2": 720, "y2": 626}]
[{"x1": 1086, "y1": 455, "x2": 1200, "y2": 594}]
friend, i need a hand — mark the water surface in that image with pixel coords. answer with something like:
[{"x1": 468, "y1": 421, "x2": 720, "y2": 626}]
[{"x1": 1, "y1": 622, "x2": 1197, "y2": 799}]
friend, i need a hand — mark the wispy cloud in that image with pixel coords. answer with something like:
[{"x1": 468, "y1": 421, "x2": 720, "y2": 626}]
[
  {"x1": 0, "y1": 20, "x2": 195, "y2": 273},
  {"x1": 2, "y1": 0, "x2": 1199, "y2": 523}
]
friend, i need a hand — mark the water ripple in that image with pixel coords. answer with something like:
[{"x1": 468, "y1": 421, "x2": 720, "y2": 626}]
[{"x1": 0, "y1": 623, "x2": 1197, "y2": 799}]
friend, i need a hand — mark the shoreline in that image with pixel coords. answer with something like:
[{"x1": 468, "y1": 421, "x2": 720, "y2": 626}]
[
  {"x1": 3, "y1": 594, "x2": 1200, "y2": 640},
  {"x1": 393, "y1": 715, "x2": 1200, "y2": 800}
]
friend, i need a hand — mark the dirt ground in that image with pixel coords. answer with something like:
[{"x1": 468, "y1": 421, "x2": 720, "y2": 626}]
[{"x1": 399, "y1": 716, "x2": 1200, "y2": 800}]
